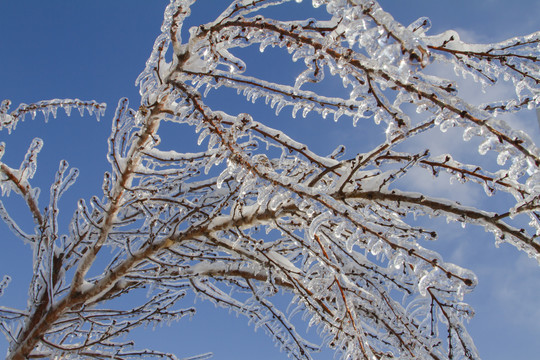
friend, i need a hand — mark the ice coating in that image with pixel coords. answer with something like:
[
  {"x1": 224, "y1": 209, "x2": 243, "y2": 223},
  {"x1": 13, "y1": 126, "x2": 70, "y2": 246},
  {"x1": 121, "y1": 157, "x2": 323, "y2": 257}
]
[{"x1": 0, "y1": 0, "x2": 539, "y2": 359}]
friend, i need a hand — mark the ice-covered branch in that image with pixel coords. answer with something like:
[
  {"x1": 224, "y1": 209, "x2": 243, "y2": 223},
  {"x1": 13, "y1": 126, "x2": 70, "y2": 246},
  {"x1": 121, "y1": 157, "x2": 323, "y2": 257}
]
[
  {"x1": 337, "y1": 189, "x2": 540, "y2": 258},
  {"x1": 0, "y1": 99, "x2": 106, "y2": 133},
  {"x1": 2, "y1": 1, "x2": 539, "y2": 359}
]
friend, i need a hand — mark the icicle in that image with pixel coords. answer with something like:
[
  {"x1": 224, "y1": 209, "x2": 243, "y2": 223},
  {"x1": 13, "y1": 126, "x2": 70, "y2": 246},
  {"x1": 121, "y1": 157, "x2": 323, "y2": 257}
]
[{"x1": 0, "y1": 275, "x2": 11, "y2": 297}]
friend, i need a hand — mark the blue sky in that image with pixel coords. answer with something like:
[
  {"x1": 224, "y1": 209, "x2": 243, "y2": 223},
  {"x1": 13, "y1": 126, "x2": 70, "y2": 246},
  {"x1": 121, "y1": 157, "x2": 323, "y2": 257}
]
[{"x1": 0, "y1": 1, "x2": 539, "y2": 359}]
